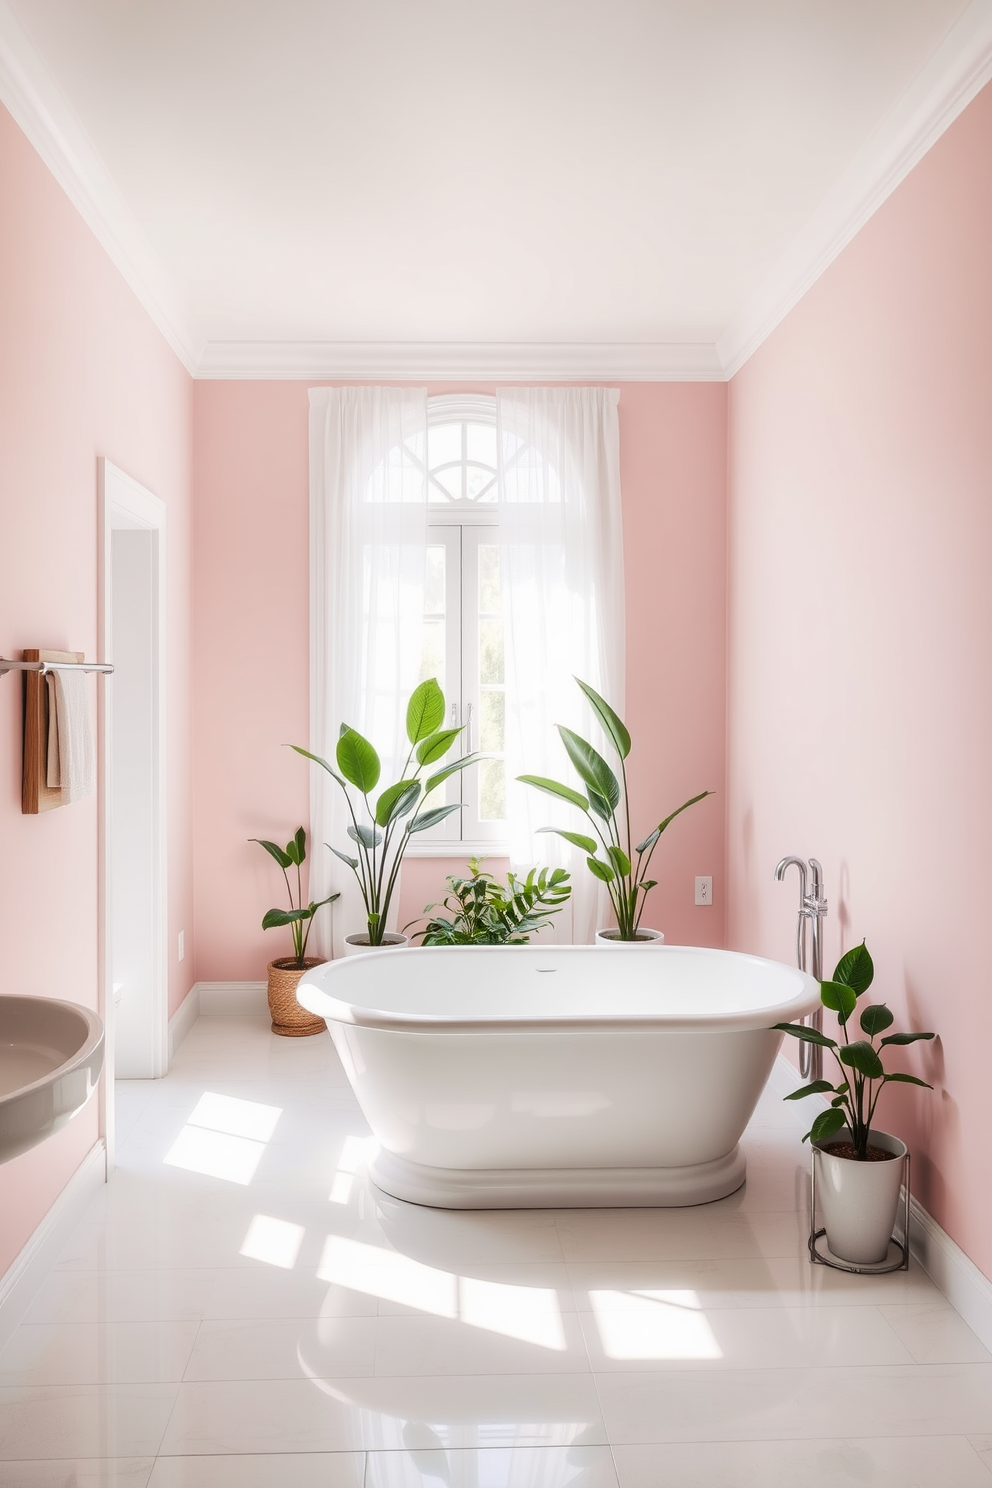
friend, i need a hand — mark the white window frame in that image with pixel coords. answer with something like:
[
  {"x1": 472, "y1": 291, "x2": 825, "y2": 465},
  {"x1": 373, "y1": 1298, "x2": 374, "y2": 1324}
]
[{"x1": 407, "y1": 394, "x2": 508, "y2": 857}]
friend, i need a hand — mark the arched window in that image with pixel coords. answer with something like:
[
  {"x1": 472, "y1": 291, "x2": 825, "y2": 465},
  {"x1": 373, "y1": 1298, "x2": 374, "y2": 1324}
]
[{"x1": 417, "y1": 395, "x2": 505, "y2": 846}]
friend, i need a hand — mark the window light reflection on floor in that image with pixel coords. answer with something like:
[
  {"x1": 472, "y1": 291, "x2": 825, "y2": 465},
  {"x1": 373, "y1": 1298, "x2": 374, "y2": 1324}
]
[
  {"x1": 318, "y1": 1235, "x2": 566, "y2": 1349},
  {"x1": 589, "y1": 1288, "x2": 722, "y2": 1360},
  {"x1": 240, "y1": 1214, "x2": 305, "y2": 1269},
  {"x1": 163, "y1": 1092, "x2": 283, "y2": 1185},
  {"x1": 329, "y1": 1134, "x2": 375, "y2": 1204}
]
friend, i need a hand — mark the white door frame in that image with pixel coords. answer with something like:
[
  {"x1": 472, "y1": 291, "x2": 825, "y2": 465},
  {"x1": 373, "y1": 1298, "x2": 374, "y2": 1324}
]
[{"x1": 98, "y1": 459, "x2": 168, "y2": 1169}]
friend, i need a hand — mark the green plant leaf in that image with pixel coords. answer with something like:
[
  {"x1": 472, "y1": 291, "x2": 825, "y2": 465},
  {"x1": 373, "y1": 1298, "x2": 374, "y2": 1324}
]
[
  {"x1": 586, "y1": 856, "x2": 616, "y2": 883},
  {"x1": 558, "y1": 727, "x2": 621, "y2": 812},
  {"x1": 313, "y1": 891, "x2": 340, "y2": 908},
  {"x1": 517, "y1": 775, "x2": 590, "y2": 811},
  {"x1": 773, "y1": 1022, "x2": 838, "y2": 1047},
  {"x1": 607, "y1": 845, "x2": 631, "y2": 877},
  {"x1": 783, "y1": 1079, "x2": 836, "y2": 1101},
  {"x1": 832, "y1": 940, "x2": 874, "y2": 995},
  {"x1": 860, "y1": 1003, "x2": 895, "y2": 1036},
  {"x1": 406, "y1": 678, "x2": 446, "y2": 744},
  {"x1": 635, "y1": 827, "x2": 660, "y2": 853},
  {"x1": 820, "y1": 980, "x2": 857, "y2": 1022},
  {"x1": 839, "y1": 1040, "x2": 885, "y2": 1079},
  {"x1": 408, "y1": 803, "x2": 463, "y2": 833},
  {"x1": 654, "y1": 791, "x2": 713, "y2": 837},
  {"x1": 262, "y1": 907, "x2": 309, "y2": 929},
  {"x1": 638, "y1": 878, "x2": 658, "y2": 893},
  {"x1": 574, "y1": 677, "x2": 631, "y2": 760},
  {"x1": 290, "y1": 744, "x2": 348, "y2": 790},
  {"x1": 806, "y1": 1108, "x2": 846, "y2": 1145},
  {"x1": 336, "y1": 729, "x2": 381, "y2": 793},
  {"x1": 416, "y1": 728, "x2": 463, "y2": 766},
  {"x1": 424, "y1": 752, "x2": 483, "y2": 795},
  {"x1": 884, "y1": 1072, "x2": 933, "y2": 1088},
  {"x1": 537, "y1": 827, "x2": 599, "y2": 855},
  {"x1": 348, "y1": 823, "x2": 383, "y2": 850},
  {"x1": 586, "y1": 788, "x2": 613, "y2": 821},
  {"x1": 328, "y1": 844, "x2": 359, "y2": 870},
  {"x1": 880, "y1": 1030, "x2": 936, "y2": 1046},
  {"x1": 375, "y1": 779, "x2": 421, "y2": 826},
  {"x1": 249, "y1": 837, "x2": 293, "y2": 870}
]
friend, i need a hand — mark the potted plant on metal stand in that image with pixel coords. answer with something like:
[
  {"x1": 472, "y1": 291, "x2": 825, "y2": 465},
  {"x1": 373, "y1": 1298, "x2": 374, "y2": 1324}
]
[
  {"x1": 518, "y1": 677, "x2": 712, "y2": 943},
  {"x1": 294, "y1": 677, "x2": 480, "y2": 952},
  {"x1": 774, "y1": 941, "x2": 935, "y2": 1267},
  {"x1": 249, "y1": 828, "x2": 339, "y2": 1036}
]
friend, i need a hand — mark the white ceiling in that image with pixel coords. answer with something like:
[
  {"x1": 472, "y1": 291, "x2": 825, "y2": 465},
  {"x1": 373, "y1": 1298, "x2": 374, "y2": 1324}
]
[{"x1": 2, "y1": 0, "x2": 991, "y2": 375}]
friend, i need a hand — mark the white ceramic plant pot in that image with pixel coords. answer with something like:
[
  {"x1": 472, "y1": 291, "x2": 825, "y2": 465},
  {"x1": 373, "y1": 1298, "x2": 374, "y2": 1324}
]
[
  {"x1": 814, "y1": 1127, "x2": 907, "y2": 1264},
  {"x1": 342, "y1": 932, "x2": 409, "y2": 957},
  {"x1": 594, "y1": 927, "x2": 665, "y2": 946}
]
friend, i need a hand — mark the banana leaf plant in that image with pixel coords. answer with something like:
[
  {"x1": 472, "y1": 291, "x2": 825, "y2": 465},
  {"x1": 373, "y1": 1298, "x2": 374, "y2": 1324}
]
[
  {"x1": 517, "y1": 677, "x2": 712, "y2": 940},
  {"x1": 774, "y1": 941, "x2": 935, "y2": 1160},
  {"x1": 249, "y1": 827, "x2": 339, "y2": 968},
  {"x1": 294, "y1": 678, "x2": 481, "y2": 946}
]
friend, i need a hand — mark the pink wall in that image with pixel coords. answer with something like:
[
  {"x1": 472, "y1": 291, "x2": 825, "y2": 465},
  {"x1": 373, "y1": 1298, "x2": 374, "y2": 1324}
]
[
  {"x1": 0, "y1": 104, "x2": 194, "y2": 1277},
  {"x1": 191, "y1": 381, "x2": 727, "y2": 977},
  {"x1": 728, "y1": 82, "x2": 992, "y2": 1273}
]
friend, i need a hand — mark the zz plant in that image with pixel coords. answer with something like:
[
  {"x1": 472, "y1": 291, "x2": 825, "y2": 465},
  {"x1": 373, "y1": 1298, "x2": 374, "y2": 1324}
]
[
  {"x1": 774, "y1": 941, "x2": 935, "y2": 1160},
  {"x1": 409, "y1": 857, "x2": 571, "y2": 946},
  {"x1": 294, "y1": 678, "x2": 480, "y2": 946},
  {"x1": 249, "y1": 827, "x2": 338, "y2": 968},
  {"x1": 517, "y1": 677, "x2": 711, "y2": 940}
]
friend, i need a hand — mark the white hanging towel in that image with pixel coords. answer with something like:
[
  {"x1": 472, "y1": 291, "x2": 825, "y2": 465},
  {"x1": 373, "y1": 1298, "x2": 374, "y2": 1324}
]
[{"x1": 46, "y1": 670, "x2": 95, "y2": 802}]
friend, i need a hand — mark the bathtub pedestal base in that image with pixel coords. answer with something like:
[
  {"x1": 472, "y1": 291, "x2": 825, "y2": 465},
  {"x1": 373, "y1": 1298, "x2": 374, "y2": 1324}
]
[{"x1": 369, "y1": 1144, "x2": 746, "y2": 1209}]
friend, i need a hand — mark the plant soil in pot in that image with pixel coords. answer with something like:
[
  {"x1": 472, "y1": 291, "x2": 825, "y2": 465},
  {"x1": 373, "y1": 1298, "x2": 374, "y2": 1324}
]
[
  {"x1": 343, "y1": 933, "x2": 409, "y2": 956},
  {"x1": 814, "y1": 1126, "x2": 907, "y2": 1264},
  {"x1": 267, "y1": 957, "x2": 328, "y2": 1037},
  {"x1": 594, "y1": 927, "x2": 664, "y2": 946}
]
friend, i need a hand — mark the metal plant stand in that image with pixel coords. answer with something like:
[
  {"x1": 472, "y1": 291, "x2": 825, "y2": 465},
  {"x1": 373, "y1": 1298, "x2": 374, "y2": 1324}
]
[{"x1": 808, "y1": 1148, "x2": 911, "y2": 1274}]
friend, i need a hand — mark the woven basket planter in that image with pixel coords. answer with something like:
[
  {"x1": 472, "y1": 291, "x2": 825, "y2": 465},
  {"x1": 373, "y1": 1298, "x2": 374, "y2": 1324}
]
[{"x1": 266, "y1": 957, "x2": 327, "y2": 1038}]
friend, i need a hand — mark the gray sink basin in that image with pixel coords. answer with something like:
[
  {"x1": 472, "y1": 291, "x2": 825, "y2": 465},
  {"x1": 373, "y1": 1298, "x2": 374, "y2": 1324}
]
[{"x1": 0, "y1": 996, "x2": 105, "y2": 1163}]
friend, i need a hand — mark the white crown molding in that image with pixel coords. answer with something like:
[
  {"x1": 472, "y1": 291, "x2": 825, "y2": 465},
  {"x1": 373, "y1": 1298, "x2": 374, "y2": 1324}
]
[
  {"x1": 719, "y1": 0, "x2": 992, "y2": 377},
  {"x1": 0, "y1": 0, "x2": 203, "y2": 373},
  {"x1": 195, "y1": 340, "x2": 725, "y2": 382}
]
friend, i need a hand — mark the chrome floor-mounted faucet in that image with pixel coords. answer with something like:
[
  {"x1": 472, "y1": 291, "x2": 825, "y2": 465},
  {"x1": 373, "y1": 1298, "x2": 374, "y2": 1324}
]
[{"x1": 774, "y1": 856, "x2": 828, "y2": 1081}]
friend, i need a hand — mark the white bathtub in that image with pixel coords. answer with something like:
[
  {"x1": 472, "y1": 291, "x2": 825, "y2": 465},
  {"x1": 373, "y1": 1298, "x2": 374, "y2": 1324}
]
[{"x1": 298, "y1": 944, "x2": 818, "y2": 1208}]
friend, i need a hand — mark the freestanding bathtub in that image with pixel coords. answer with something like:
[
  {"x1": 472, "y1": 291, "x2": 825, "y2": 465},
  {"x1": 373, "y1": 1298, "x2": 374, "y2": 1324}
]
[{"x1": 298, "y1": 945, "x2": 819, "y2": 1208}]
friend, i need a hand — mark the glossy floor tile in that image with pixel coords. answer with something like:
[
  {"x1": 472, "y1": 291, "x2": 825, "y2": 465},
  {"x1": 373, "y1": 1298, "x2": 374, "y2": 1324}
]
[{"x1": 0, "y1": 1012, "x2": 988, "y2": 1484}]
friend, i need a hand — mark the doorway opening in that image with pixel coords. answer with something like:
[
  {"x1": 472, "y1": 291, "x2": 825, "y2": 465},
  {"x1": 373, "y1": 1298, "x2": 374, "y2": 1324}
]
[{"x1": 99, "y1": 460, "x2": 167, "y2": 1159}]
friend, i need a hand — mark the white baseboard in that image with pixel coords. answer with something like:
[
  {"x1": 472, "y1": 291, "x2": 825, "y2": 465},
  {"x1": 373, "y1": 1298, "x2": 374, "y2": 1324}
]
[
  {"x1": 168, "y1": 985, "x2": 200, "y2": 1060},
  {"x1": 767, "y1": 1054, "x2": 992, "y2": 1352},
  {"x1": 0, "y1": 1140, "x2": 106, "y2": 1352},
  {"x1": 195, "y1": 980, "x2": 268, "y2": 1016}
]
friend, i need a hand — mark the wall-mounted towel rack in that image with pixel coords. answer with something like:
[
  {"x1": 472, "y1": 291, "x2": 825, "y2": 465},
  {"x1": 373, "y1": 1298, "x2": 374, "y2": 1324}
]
[{"x1": 1, "y1": 658, "x2": 114, "y2": 677}]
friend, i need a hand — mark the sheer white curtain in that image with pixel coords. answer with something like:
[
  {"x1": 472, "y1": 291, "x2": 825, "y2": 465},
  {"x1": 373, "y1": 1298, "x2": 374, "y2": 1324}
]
[
  {"x1": 308, "y1": 387, "x2": 430, "y2": 957},
  {"x1": 498, "y1": 387, "x2": 625, "y2": 944}
]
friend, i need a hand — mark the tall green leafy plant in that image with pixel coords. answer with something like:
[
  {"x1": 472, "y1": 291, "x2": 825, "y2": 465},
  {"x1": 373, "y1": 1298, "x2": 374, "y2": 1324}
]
[
  {"x1": 294, "y1": 678, "x2": 480, "y2": 946},
  {"x1": 517, "y1": 677, "x2": 712, "y2": 940},
  {"x1": 774, "y1": 942, "x2": 935, "y2": 1160},
  {"x1": 249, "y1": 827, "x2": 338, "y2": 968}
]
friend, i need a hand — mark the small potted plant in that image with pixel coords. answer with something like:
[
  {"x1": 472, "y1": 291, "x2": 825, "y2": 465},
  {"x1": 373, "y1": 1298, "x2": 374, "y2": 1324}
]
[
  {"x1": 294, "y1": 677, "x2": 480, "y2": 951},
  {"x1": 407, "y1": 858, "x2": 571, "y2": 945},
  {"x1": 774, "y1": 941, "x2": 935, "y2": 1265},
  {"x1": 249, "y1": 827, "x2": 339, "y2": 1037},
  {"x1": 518, "y1": 677, "x2": 712, "y2": 942}
]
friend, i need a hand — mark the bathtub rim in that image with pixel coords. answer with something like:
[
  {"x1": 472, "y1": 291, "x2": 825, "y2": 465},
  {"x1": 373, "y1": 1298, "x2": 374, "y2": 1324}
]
[{"x1": 297, "y1": 943, "x2": 820, "y2": 1036}]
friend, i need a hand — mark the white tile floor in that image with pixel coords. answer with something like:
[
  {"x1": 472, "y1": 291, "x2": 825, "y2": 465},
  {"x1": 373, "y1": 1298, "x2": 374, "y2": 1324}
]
[{"x1": 2, "y1": 1012, "x2": 991, "y2": 1486}]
